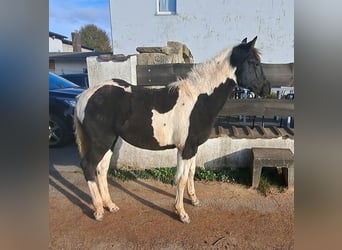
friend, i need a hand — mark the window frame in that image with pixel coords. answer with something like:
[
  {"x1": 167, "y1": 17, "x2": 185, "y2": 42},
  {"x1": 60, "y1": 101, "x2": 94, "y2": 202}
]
[{"x1": 156, "y1": 0, "x2": 177, "y2": 15}]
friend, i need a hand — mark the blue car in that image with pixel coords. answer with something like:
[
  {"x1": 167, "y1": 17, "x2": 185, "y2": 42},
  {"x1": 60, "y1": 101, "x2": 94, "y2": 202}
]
[
  {"x1": 60, "y1": 73, "x2": 89, "y2": 88},
  {"x1": 49, "y1": 72, "x2": 85, "y2": 147}
]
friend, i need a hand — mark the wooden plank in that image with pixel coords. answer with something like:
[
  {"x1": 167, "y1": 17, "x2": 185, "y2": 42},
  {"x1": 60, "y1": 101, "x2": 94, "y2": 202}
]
[
  {"x1": 137, "y1": 63, "x2": 293, "y2": 86},
  {"x1": 137, "y1": 63, "x2": 194, "y2": 85},
  {"x1": 137, "y1": 64, "x2": 175, "y2": 85},
  {"x1": 219, "y1": 99, "x2": 294, "y2": 117},
  {"x1": 262, "y1": 63, "x2": 294, "y2": 87},
  {"x1": 137, "y1": 62, "x2": 293, "y2": 87},
  {"x1": 172, "y1": 63, "x2": 194, "y2": 77}
]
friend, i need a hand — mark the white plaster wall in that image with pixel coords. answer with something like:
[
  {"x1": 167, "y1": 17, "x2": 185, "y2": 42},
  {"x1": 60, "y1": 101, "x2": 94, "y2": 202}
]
[
  {"x1": 61, "y1": 43, "x2": 94, "y2": 52},
  {"x1": 49, "y1": 37, "x2": 63, "y2": 52},
  {"x1": 110, "y1": 135, "x2": 294, "y2": 170},
  {"x1": 110, "y1": 0, "x2": 293, "y2": 63},
  {"x1": 86, "y1": 55, "x2": 137, "y2": 87}
]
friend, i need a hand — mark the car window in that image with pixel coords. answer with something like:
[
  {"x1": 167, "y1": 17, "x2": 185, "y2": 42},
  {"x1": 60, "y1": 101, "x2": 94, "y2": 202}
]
[
  {"x1": 49, "y1": 73, "x2": 80, "y2": 89},
  {"x1": 60, "y1": 74, "x2": 89, "y2": 88}
]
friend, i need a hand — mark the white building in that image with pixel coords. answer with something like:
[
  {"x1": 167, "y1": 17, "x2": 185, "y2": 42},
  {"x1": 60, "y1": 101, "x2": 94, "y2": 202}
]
[
  {"x1": 49, "y1": 32, "x2": 94, "y2": 53},
  {"x1": 49, "y1": 32, "x2": 111, "y2": 75},
  {"x1": 109, "y1": 0, "x2": 294, "y2": 63}
]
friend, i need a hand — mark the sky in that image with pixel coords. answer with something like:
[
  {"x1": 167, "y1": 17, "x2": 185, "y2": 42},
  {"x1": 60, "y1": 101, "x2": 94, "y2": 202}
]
[{"x1": 49, "y1": 0, "x2": 112, "y2": 41}]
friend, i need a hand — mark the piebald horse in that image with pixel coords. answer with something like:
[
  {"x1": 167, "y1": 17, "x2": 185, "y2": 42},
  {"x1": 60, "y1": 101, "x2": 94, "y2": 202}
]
[{"x1": 74, "y1": 36, "x2": 268, "y2": 223}]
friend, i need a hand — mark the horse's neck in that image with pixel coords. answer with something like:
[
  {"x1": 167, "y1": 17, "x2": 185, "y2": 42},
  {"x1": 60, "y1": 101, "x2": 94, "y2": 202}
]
[
  {"x1": 195, "y1": 77, "x2": 236, "y2": 121},
  {"x1": 211, "y1": 78, "x2": 236, "y2": 109}
]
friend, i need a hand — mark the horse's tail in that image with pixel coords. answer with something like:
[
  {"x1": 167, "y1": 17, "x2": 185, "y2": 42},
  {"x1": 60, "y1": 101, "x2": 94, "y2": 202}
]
[{"x1": 74, "y1": 111, "x2": 87, "y2": 158}]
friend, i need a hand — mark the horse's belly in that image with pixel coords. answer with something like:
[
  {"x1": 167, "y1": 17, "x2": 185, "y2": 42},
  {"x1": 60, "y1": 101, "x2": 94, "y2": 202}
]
[{"x1": 120, "y1": 132, "x2": 175, "y2": 151}]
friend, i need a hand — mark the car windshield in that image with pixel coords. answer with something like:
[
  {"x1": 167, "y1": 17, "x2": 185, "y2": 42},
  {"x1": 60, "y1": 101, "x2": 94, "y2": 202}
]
[{"x1": 49, "y1": 72, "x2": 80, "y2": 89}]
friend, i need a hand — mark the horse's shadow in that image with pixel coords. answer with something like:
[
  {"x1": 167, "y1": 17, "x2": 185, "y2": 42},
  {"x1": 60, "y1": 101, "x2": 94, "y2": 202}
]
[
  {"x1": 49, "y1": 173, "x2": 93, "y2": 219},
  {"x1": 49, "y1": 144, "x2": 185, "y2": 222},
  {"x1": 107, "y1": 178, "x2": 180, "y2": 221},
  {"x1": 49, "y1": 157, "x2": 94, "y2": 219}
]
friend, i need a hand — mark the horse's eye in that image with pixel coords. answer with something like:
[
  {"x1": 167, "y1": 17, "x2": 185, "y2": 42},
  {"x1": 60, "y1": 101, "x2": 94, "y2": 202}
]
[{"x1": 249, "y1": 60, "x2": 259, "y2": 66}]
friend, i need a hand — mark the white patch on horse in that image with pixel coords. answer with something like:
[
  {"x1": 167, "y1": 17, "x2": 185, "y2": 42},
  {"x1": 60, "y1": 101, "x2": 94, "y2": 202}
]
[
  {"x1": 96, "y1": 149, "x2": 119, "y2": 212},
  {"x1": 87, "y1": 180, "x2": 104, "y2": 220},
  {"x1": 151, "y1": 84, "x2": 197, "y2": 148},
  {"x1": 152, "y1": 47, "x2": 237, "y2": 148},
  {"x1": 76, "y1": 79, "x2": 132, "y2": 123}
]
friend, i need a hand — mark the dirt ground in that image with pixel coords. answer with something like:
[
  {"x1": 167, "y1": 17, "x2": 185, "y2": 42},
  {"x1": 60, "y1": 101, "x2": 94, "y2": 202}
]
[{"x1": 49, "y1": 145, "x2": 294, "y2": 250}]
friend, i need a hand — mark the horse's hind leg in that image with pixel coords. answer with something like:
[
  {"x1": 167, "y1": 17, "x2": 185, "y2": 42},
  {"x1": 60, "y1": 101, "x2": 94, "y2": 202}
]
[
  {"x1": 174, "y1": 150, "x2": 192, "y2": 223},
  {"x1": 81, "y1": 157, "x2": 105, "y2": 221},
  {"x1": 96, "y1": 149, "x2": 119, "y2": 213},
  {"x1": 187, "y1": 156, "x2": 200, "y2": 206}
]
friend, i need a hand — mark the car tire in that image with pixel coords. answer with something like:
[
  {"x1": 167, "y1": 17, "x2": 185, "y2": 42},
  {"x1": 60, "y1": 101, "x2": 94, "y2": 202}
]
[{"x1": 49, "y1": 114, "x2": 71, "y2": 147}]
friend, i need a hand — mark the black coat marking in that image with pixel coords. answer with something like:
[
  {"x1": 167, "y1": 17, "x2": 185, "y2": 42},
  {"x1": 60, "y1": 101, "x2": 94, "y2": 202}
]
[
  {"x1": 83, "y1": 84, "x2": 179, "y2": 153},
  {"x1": 182, "y1": 79, "x2": 236, "y2": 159},
  {"x1": 230, "y1": 36, "x2": 257, "y2": 68}
]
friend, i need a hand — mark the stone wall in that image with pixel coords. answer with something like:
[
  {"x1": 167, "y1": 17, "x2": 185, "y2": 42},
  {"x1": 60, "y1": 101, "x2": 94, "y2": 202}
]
[{"x1": 136, "y1": 41, "x2": 194, "y2": 65}]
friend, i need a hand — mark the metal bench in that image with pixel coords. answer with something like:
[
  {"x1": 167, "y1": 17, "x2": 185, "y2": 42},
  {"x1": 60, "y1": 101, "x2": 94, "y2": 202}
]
[{"x1": 251, "y1": 147, "x2": 294, "y2": 188}]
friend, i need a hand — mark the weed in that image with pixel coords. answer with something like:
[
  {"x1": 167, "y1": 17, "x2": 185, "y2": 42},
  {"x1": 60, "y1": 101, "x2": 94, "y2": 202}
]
[
  {"x1": 258, "y1": 176, "x2": 271, "y2": 196},
  {"x1": 108, "y1": 166, "x2": 285, "y2": 194},
  {"x1": 108, "y1": 169, "x2": 137, "y2": 181},
  {"x1": 257, "y1": 168, "x2": 287, "y2": 196},
  {"x1": 195, "y1": 168, "x2": 217, "y2": 181}
]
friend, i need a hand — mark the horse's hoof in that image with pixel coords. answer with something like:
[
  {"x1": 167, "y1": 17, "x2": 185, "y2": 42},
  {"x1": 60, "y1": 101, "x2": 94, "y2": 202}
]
[
  {"x1": 180, "y1": 213, "x2": 191, "y2": 224},
  {"x1": 107, "y1": 205, "x2": 120, "y2": 213},
  {"x1": 192, "y1": 199, "x2": 201, "y2": 207},
  {"x1": 94, "y1": 211, "x2": 104, "y2": 221}
]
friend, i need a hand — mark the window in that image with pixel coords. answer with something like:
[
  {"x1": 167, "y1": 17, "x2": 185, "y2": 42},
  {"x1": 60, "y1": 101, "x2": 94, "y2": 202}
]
[{"x1": 157, "y1": 0, "x2": 176, "y2": 15}]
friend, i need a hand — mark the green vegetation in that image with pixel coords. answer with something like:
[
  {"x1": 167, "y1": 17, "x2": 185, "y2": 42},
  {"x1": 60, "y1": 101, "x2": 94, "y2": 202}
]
[
  {"x1": 107, "y1": 166, "x2": 286, "y2": 196},
  {"x1": 108, "y1": 167, "x2": 251, "y2": 186},
  {"x1": 79, "y1": 24, "x2": 112, "y2": 52},
  {"x1": 257, "y1": 168, "x2": 287, "y2": 196}
]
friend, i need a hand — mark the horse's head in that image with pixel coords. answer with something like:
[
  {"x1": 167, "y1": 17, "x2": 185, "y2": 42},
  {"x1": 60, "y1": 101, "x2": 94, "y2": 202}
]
[{"x1": 230, "y1": 36, "x2": 270, "y2": 97}]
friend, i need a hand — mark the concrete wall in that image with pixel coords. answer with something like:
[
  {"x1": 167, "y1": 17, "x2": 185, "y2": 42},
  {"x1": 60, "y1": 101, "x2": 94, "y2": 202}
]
[
  {"x1": 86, "y1": 55, "x2": 137, "y2": 87},
  {"x1": 110, "y1": 135, "x2": 294, "y2": 170},
  {"x1": 110, "y1": 0, "x2": 294, "y2": 63}
]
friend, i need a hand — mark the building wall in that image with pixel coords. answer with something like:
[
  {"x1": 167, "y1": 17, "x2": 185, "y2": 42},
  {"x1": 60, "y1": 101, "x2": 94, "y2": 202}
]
[
  {"x1": 49, "y1": 37, "x2": 63, "y2": 52},
  {"x1": 110, "y1": 0, "x2": 293, "y2": 63},
  {"x1": 49, "y1": 34, "x2": 93, "y2": 52},
  {"x1": 62, "y1": 43, "x2": 93, "y2": 52},
  {"x1": 53, "y1": 61, "x2": 87, "y2": 75}
]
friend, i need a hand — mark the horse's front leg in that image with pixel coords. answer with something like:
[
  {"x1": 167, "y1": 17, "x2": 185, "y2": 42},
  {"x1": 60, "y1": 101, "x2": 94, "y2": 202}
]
[
  {"x1": 187, "y1": 155, "x2": 200, "y2": 206},
  {"x1": 174, "y1": 150, "x2": 193, "y2": 223}
]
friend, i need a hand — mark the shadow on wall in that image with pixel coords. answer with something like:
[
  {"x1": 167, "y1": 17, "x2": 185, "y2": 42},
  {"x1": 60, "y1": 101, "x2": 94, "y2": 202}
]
[
  {"x1": 109, "y1": 138, "x2": 252, "y2": 171},
  {"x1": 203, "y1": 149, "x2": 252, "y2": 170}
]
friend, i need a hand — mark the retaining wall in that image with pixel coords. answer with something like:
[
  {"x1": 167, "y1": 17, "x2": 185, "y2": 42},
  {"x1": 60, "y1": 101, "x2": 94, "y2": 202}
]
[{"x1": 110, "y1": 134, "x2": 294, "y2": 170}]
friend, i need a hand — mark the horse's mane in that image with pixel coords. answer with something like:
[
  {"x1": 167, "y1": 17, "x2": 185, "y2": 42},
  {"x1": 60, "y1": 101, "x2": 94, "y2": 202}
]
[
  {"x1": 252, "y1": 48, "x2": 261, "y2": 62},
  {"x1": 169, "y1": 46, "x2": 236, "y2": 97}
]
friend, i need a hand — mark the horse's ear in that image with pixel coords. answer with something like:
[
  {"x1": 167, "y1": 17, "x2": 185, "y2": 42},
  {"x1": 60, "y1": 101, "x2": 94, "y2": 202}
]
[
  {"x1": 230, "y1": 36, "x2": 258, "y2": 67},
  {"x1": 241, "y1": 38, "x2": 247, "y2": 44},
  {"x1": 247, "y1": 36, "x2": 258, "y2": 48}
]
